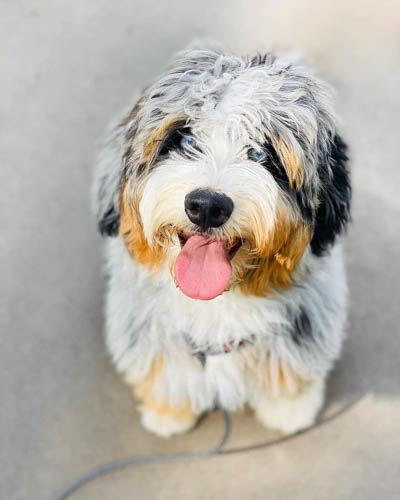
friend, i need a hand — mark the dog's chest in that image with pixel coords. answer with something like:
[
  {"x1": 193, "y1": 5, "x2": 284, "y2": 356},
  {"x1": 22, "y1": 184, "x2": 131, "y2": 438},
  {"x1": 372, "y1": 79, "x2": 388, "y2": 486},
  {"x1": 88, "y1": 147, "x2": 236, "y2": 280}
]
[
  {"x1": 147, "y1": 273, "x2": 287, "y2": 350},
  {"x1": 109, "y1": 239, "x2": 289, "y2": 352}
]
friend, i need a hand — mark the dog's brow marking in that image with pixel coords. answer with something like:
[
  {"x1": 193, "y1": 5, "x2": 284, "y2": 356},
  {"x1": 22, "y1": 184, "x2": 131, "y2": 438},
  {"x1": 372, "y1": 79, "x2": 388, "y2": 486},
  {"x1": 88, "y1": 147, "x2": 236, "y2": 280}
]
[
  {"x1": 141, "y1": 114, "x2": 187, "y2": 170},
  {"x1": 272, "y1": 137, "x2": 304, "y2": 189}
]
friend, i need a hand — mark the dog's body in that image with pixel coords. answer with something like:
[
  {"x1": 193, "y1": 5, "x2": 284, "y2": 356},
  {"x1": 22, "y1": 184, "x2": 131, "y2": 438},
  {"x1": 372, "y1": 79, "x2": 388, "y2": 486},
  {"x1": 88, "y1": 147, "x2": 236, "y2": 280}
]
[{"x1": 94, "y1": 46, "x2": 351, "y2": 437}]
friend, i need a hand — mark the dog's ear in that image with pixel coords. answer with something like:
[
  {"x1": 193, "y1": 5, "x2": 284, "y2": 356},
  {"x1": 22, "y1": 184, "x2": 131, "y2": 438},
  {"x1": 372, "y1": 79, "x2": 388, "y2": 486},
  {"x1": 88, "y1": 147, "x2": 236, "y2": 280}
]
[
  {"x1": 93, "y1": 102, "x2": 141, "y2": 237},
  {"x1": 93, "y1": 124, "x2": 126, "y2": 237},
  {"x1": 310, "y1": 134, "x2": 351, "y2": 256}
]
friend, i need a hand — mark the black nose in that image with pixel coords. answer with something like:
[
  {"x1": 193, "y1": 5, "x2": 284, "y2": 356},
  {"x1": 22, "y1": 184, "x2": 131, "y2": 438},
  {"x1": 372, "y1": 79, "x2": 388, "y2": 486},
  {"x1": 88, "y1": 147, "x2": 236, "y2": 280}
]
[{"x1": 184, "y1": 189, "x2": 234, "y2": 230}]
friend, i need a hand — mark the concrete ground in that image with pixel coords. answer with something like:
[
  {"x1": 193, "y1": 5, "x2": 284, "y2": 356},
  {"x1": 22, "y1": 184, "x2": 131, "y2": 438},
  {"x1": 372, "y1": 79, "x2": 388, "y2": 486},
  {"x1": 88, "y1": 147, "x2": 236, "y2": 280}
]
[{"x1": 1, "y1": 1, "x2": 400, "y2": 499}]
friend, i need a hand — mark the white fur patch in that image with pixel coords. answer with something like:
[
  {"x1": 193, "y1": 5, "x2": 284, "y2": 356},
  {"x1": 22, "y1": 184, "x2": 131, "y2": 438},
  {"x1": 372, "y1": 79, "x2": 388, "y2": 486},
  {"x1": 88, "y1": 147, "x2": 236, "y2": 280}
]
[{"x1": 253, "y1": 378, "x2": 325, "y2": 434}]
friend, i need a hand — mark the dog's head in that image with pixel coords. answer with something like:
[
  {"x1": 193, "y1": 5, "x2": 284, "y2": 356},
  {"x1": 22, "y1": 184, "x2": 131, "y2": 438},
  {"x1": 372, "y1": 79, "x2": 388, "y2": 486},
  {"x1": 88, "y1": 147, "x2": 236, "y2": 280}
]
[{"x1": 94, "y1": 48, "x2": 351, "y2": 300}]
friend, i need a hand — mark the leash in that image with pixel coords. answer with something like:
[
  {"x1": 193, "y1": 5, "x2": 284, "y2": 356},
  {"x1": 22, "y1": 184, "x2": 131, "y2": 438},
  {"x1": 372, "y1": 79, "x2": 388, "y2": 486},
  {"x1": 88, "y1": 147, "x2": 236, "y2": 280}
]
[
  {"x1": 52, "y1": 395, "x2": 364, "y2": 500},
  {"x1": 53, "y1": 408, "x2": 230, "y2": 500}
]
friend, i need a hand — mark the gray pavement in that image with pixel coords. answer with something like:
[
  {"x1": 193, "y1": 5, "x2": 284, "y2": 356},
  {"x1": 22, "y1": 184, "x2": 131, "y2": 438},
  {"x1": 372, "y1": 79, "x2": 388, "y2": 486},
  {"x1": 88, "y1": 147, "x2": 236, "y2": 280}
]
[{"x1": 1, "y1": 1, "x2": 400, "y2": 499}]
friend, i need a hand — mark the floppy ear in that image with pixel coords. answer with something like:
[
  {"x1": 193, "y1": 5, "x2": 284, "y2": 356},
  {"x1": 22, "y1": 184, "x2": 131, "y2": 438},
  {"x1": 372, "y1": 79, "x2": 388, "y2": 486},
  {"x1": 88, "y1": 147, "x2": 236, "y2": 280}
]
[
  {"x1": 93, "y1": 101, "x2": 142, "y2": 237},
  {"x1": 93, "y1": 124, "x2": 125, "y2": 237},
  {"x1": 310, "y1": 134, "x2": 351, "y2": 256}
]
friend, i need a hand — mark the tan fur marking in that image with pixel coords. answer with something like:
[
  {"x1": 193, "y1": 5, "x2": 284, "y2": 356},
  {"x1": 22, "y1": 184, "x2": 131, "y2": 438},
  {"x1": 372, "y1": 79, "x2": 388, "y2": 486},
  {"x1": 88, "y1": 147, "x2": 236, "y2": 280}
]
[
  {"x1": 275, "y1": 360, "x2": 303, "y2": 397},
  {"x1": 134, "y1": 357, "x2": 195, "y2": 422},
  {"x1": 239, "y1": 213, "x2": 310, "y2": 297},
  {"x1": 140, "y1": 397, "x2": 195, "y2": 422},
  {"x1": 245, "y1": 350, "x2": 304, "y2": 397},
  {"x1": 119, "y1": 181, "x2": 166, "y2": 271},
  {"x1": 141, "y1": 114, "x2": 186, "y2": 170},
  {"x1": 134, "y1": 357, "x2": 165, "y2": 400},
  {"x1": 272, "y1": 137, "x2": 304, "y2": 189}
]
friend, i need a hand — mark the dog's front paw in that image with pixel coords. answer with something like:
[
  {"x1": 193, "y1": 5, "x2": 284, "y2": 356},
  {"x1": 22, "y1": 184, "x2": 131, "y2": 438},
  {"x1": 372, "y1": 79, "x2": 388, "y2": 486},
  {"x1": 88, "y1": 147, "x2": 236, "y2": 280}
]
[
  {"x1": 254, "y1": 379, "x2": 325, "y2": 435},
  {"x1": 138, "y1": 403, "x2": 198, "y2": 438}
]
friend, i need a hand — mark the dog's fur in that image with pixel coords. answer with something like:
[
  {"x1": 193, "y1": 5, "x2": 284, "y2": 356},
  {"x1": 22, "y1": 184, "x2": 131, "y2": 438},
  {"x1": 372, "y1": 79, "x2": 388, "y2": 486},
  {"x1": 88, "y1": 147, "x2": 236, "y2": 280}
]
[{"x1": 93, "y1": 46, "x2": 351, "y2": 437}]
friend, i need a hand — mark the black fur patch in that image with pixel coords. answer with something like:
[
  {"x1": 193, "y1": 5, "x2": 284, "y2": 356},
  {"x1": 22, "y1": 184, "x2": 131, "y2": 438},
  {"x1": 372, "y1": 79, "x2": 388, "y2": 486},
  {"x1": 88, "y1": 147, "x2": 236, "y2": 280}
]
[
  {"x1": 310, "y1": 135, "x2": 351, "y2": 256},
  {"x1": 159, "y1": 126, "x2": 191, "y2": 156},
  {"x1": 260, "y1": 142, "x2": 314, "y2": 223},
  {"x1": 98, "y1": 205, "x2": 120, "y2": 237},
  {"x1": 249, "y1": 53, "x2": 276, "y2": 68},
  {"x1": 290, "y1": 307, "x2": 313, "y2": 346}
]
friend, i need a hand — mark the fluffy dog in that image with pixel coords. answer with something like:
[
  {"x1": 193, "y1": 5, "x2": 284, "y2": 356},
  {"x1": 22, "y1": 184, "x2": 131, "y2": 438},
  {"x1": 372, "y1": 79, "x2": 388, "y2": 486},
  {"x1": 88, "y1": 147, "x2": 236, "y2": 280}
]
[{"x1": 93, "y1": 46, "x2": 351, "y2": 437}]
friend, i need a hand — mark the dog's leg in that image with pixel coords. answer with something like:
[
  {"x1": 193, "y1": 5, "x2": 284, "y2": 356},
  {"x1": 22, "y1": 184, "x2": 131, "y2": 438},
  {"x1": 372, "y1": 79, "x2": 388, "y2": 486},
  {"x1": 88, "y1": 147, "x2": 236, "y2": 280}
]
[
  {"x1": 132, "y1": 357, "x2": 199, "y2": 438},
  {"x1": 137, "y1": 396, "x2": 198, "y2": 438},
  {"x1": 253, "y1": 378, "x2": 325, "y2": 434},
  {"x1": 248, "y1": 355, "x2": 325, "y2": 434}
]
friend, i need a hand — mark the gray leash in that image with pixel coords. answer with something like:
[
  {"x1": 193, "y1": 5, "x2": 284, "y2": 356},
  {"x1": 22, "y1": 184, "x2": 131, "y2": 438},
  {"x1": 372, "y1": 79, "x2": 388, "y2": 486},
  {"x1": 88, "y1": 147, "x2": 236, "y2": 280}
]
[
  {"x1": 53, "y1": 395, "x2": 365, "y2": 500},
  {"x1": 53, "y1": 408, "x2": 231, "y2": 500}
]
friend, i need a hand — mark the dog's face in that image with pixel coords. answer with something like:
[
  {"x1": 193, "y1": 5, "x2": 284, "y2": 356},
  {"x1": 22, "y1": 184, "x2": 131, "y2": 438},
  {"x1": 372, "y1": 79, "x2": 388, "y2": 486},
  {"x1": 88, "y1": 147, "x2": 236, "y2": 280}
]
[{"x1": 96, "y1": 49, "x2": 350, "y2": 300}]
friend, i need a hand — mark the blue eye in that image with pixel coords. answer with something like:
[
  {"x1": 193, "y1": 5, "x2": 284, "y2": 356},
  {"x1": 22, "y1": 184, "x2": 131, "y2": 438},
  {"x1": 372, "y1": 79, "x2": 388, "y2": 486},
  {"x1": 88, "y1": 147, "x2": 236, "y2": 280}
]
[
  {"x1": 180, "y1": 135, "x2": 196, "y2": 150},
  {"x1": 248, "y1": 148, "x2": 267, "y2": 162}
]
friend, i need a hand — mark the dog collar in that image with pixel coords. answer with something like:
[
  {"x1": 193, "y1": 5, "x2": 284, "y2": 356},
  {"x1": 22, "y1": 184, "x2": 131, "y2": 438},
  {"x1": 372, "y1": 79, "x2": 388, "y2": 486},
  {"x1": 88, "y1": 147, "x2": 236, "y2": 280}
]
[{"x1": 183, "y1": 333, "x2": 248, "y2": 367}]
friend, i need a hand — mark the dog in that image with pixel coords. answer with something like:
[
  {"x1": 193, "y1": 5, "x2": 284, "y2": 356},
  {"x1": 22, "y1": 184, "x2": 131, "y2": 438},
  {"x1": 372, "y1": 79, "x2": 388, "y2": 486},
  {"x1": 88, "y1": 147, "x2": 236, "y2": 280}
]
[{"x1": 93, "y1": 45, "x2": 351, "y2": 438}]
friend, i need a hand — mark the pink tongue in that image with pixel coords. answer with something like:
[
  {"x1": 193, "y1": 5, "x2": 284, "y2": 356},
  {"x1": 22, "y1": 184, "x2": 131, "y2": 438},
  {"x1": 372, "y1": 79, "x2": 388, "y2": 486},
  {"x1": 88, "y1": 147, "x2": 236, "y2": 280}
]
[{"x1": 175, "y1": 234, "x2": 232, "y2": 300}]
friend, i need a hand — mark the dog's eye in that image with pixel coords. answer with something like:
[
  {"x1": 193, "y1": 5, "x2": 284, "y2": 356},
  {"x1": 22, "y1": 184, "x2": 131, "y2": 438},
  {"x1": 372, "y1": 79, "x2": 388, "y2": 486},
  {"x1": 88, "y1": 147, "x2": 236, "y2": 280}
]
[
  {"x1": 159, "y1": 128, "x2": 198, "y2": 157},
  {"x1": 248, "y1": 148, "x2": 267, "y2": 162},
  {"x1": 180, "y1": 135, "x2": 196, "y2": 151}
]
